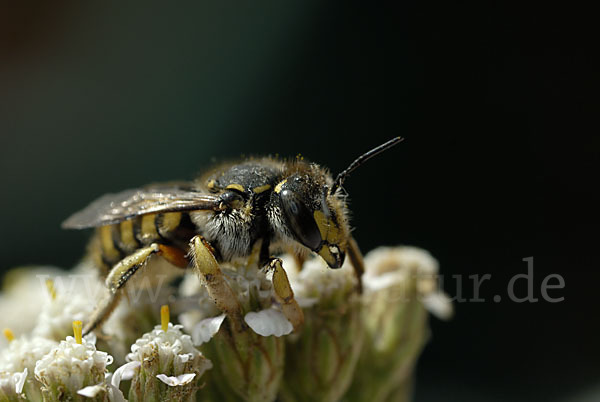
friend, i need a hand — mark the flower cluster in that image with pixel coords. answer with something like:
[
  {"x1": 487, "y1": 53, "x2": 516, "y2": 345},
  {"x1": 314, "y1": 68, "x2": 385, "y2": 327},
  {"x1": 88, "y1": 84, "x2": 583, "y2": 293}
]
[{"x1": 0, "y1": 246, "x2": 450, "y2": 401}]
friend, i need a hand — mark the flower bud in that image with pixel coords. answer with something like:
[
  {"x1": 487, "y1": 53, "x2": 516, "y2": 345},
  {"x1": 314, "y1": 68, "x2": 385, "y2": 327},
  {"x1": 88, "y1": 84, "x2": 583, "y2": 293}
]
[
  {"x1": 346, "y1": 246, "x2": 453, "y2": 402},
  {"x1": 281, "y1": 256, "x2": 364, "y2": 402}
]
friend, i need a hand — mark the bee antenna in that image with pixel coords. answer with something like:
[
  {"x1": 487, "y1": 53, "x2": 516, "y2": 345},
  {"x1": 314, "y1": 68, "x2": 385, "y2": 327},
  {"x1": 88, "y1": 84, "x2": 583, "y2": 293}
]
[{"x1": 330, "y1": 136, "x2": 404, "y2": 195}]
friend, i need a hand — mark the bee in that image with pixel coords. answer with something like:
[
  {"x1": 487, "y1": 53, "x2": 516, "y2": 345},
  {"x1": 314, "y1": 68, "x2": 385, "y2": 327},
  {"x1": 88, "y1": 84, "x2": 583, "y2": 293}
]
[{"x1": 63, "y1": 137, "x2": 403, "y2": 334}]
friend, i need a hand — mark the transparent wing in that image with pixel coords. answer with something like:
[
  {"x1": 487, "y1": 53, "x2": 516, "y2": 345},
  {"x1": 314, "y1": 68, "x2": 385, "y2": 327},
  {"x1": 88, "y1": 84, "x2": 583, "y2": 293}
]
[{"x1": 62, "y1": 184, "x2": 222, "y2": 229}]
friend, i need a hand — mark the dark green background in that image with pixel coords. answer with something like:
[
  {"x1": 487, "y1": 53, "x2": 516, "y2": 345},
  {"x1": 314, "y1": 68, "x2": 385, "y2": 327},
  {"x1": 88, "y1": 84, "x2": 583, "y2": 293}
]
[{"x1": 1, "y1": 2, "x2": 597, "y2": 401}]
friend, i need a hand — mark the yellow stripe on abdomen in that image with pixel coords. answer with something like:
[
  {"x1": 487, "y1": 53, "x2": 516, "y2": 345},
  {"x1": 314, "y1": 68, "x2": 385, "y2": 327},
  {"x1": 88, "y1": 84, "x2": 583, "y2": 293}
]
[
  {"x1": 120, "y1": 220, "x2": 138, "y2": 251},
  {"x1": 158, "y1": 212, "x2": 182, "y2": 238},
  {"x1": 139, "y1": 214, "x2": 160, "y2": 243},
  {"x1": 99, "y1": 225, "x2": 121, "y2": 261}
]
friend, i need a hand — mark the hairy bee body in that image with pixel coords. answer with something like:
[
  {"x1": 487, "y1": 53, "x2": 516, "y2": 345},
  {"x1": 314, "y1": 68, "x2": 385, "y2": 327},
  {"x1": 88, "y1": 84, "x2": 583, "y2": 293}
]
[
  {"x1": 63, "y1": 138, "x2": 401, "y2": 334},
  {"x1": 86, "y1": 157, "x2": 349, "y2": 274}
]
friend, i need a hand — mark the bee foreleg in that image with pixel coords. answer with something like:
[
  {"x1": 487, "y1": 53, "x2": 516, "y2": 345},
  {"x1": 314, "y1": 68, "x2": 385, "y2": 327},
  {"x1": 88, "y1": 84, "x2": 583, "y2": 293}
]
[
  {"x1": 189, "y1": 236, "x2": 245, "y2": 331},
  {"x1": 346, "y1": 236, "x2": 365, "y2": 293},
  {"x1": 84, "y1": 244, "x2": 162, "y2": 335},
  {"x1": 267, "y1": 258, "x2": 304, "y2": 331}
]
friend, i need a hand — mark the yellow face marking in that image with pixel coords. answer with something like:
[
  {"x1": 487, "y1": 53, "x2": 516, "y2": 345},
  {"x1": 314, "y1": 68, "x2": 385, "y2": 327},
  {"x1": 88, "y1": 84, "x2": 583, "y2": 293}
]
[
  {"x1": 274, "y1": 179, "x2": 288, "y2": 193},
  {"x1": 207, "y1": 179, "x2": 217, "y2": 191},
  {"x1": 120, "y1": 220, "x2": 137, "y2": 250},
  {"x1": 252, "y1": 184, "x2": 271, "y2": 194},
  {"x1": 159, "y1": 212, "x2": 182, "y2": 235},
  {"x1": 313, "y1": 210, "x2": 343, "y2": 245},
  {"x1": 317, "y1": 245, "x2": 337, "y2": 267},
  {"x1": 141, "y1": 214, "x2": 159, "y2": 242},
  {"x1": 226, "y1": 183, "x2": 245, "y2": 193},
  {"x1": 100, "y1": 225, "x2": 121, "y2": 260}
]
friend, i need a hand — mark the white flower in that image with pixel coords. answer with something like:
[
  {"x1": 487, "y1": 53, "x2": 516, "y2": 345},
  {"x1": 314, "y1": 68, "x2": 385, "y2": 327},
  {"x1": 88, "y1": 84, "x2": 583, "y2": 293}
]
[
  {"x1": 0, "y1": 368, "x2": 27, "y2": 400},
  {"x1": 32, "y1": 273, "x2": 105, "y2": 341},
  {"x1": 126, "y1": 323, "x2": 206, "y2": 374},
  {"x1": 126, "y1": 323, "x2": 211, "y2": 401},
  {"x1": 363, "y1": 246, "x2": 453, "y2": 320},
  {"x1": 0, "y1": 336, "x2": 57, "y2": 374},
  {"x1": 0, "y1": 266, "x2": 63, "y2": 349},
  {"x1": 34, "y1": 336, "x2": 113, "y2": 398},
  {"x1": 286, "y1": 255, "x2": 357, "y2": 306}
]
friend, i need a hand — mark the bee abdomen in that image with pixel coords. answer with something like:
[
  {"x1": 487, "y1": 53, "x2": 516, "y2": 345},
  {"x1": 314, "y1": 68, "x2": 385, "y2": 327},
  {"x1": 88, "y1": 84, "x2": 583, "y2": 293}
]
[{"x1": 94, "y1": 212, "x2": 187, "y2": 268}]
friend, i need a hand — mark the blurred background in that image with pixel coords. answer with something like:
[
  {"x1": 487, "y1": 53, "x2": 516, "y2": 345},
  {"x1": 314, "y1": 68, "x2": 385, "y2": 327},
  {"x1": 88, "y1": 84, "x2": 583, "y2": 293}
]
[{"x1": 0, "y1": 1, "x2": 597, "y2": 401}]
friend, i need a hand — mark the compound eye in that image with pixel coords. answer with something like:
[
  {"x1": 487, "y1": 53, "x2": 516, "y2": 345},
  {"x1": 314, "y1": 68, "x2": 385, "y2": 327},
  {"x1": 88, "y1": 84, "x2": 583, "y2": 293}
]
[{"x1": 280, "y1": 189, "x2": 322, "y2": 250}]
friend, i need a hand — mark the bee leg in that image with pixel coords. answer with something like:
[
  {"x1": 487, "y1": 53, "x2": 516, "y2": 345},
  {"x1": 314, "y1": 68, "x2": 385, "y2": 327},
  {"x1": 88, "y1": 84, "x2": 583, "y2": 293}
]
[
  {"x1": 84, "y1": 244, "x2": 161, "y2": 335},
  {"x1": 84, "y1": 243, "x2": 189, "y2": 336},
  {"x1": 189, "y1": 236, "x2": 245, "y2": 331},
  {"x1": 267, "y1": 258, "x2": 304, "y2": 331},
  {"x1": 292, "y1": 253, "x2": 306, "y2": 272},
  {"x1": 346, "y1": 236, "x2": 365, "y2": 293}
]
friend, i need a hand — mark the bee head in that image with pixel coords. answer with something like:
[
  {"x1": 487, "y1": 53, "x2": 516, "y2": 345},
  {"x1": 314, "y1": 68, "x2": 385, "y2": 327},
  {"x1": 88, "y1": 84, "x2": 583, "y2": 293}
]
[
  {"x1": 271, "y1": 138, "x2": 403, "y2": 268},
  {"x1": 272, "y1": 169, "x2": 348, "y2": 268}
]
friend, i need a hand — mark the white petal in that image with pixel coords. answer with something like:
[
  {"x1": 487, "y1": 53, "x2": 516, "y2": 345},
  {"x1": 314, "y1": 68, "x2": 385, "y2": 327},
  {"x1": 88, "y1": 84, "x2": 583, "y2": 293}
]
[
  {"x1": 156, "y1": 373, "x2": 196, "y2": 386},
  {"x1": 295, "y1": 296, "x2": 318, "y2": 308},
  {"x1": 77, "y1": 383, "x2": 105, "y2": 397},
  {"x1": 422, "y1": 292, "x2": 454, "y2": 320},
  {"x1": 192, "y1": 314, "x2": 226, "y2": 345},
  {"x1": 83, "y1": 332, "x2": 97, "y2": 345},
  {"x1": 111, "y1": 361, "x2": 141, "y2": 388},
  {"x1": 244, "y1": 308, "x2": 293, "y2": 337},
  {"x1": 108, "y1": 385, "x2": 127, "y2": 402},
  {"x1": 14, "y1": 368, "x2": 27, "y2": 394},
  {"x1": 363, "y1": 271, "x2": 405, "y2": 292}
]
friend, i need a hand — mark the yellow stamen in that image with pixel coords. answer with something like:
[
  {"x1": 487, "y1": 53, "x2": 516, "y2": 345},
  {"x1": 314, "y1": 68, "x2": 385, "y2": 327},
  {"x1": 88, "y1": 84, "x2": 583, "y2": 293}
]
[
  {"x1": 161, "y1": 305, "x2": 170, "y2": 332},
  {"x1": 73, "y1": 321, "x2": 83, "y2": 344},
  {"x1": 45, "y1": 279, "x2": 56, "y2": 300},
  {"x1": 3, "y1": 328, "x2": 14, "y2": 342}
]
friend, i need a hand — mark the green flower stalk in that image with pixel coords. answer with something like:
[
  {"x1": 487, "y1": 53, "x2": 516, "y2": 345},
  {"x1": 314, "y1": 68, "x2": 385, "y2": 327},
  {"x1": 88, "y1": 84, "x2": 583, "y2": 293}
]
[
  {"x1": 125, "y1": 313, "x2": 212, "y2": 402},
  {"x1": 280, "y1": 256, "x2": 364, "y2": 402},
  {"x1": 346, "y1": 246, "x2": 453, "y2": 402}
]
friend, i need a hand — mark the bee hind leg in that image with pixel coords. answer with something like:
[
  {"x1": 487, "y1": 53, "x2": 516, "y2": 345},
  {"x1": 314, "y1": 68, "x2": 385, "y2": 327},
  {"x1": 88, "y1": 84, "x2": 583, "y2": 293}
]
[
  {"x1": 83, "y1": 243, "x2": 189, "y2": 336},
  {"x1": 266, "y1": 258, "x2": 304, "y2": 331},
  {"x1": 189, "y1": 236, "x2": 245, "y2": 331}
]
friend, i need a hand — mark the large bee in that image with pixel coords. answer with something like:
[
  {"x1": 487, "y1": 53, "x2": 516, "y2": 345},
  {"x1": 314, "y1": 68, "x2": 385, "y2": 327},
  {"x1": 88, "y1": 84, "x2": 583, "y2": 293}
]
[{"x1": 63, "y1": 137, "x2": 402, "y2": 334}]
